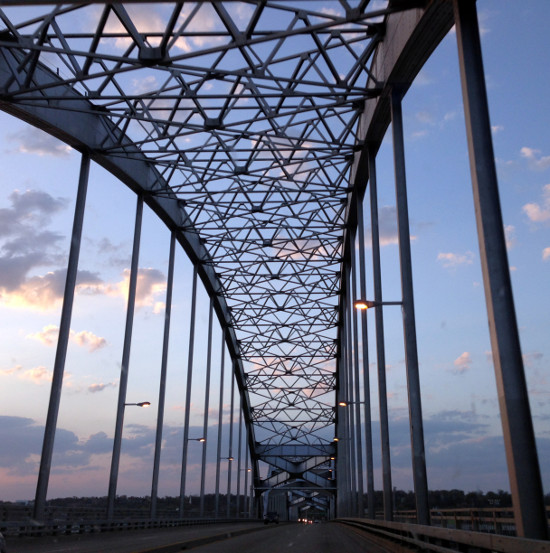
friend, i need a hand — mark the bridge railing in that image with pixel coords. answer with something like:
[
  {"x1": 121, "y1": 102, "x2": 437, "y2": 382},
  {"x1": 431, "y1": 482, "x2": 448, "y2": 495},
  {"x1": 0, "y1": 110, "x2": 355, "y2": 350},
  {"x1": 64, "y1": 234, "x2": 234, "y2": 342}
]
[
  {"x1": 339, "y1": 518, "x2": 550, "y2": 553},
  {"x1": 0, "y1": 504, "x2": 250, "y2": 538},
  {"x1": 392, "y1": 507, "x2": 539, "y2": 536}
]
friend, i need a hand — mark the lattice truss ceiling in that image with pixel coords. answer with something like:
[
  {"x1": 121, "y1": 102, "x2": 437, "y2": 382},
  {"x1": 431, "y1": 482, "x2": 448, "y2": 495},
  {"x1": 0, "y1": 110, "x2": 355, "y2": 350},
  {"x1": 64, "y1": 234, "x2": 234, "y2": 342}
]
[{"x1": 0, "y1": 1, "x2": 395, "y2": 473}]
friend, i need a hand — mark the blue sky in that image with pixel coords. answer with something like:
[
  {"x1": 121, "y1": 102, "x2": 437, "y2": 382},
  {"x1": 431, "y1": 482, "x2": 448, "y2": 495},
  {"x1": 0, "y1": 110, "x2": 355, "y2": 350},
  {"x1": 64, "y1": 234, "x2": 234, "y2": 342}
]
[{"x1": 0, "y1": 1, "x2": 549, "y2": 502}]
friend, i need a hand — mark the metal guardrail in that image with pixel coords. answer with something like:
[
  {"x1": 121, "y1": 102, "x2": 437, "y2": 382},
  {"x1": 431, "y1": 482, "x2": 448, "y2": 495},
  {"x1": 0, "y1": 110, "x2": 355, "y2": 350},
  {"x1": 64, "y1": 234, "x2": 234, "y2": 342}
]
[
  {"x1": 339, "y1": 518, "x2": 550, "y2": 553},
  {"x1": 0, "y1": 513, "x2": 242, "y2": 538},
  {"x1": 392, "y1": 506, "x2": 550, "y2": 536}
]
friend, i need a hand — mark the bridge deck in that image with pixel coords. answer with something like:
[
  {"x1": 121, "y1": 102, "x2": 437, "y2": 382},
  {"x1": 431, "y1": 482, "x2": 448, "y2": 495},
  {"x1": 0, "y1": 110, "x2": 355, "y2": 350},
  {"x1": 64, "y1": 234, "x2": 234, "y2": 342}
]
[{"x1": 5, "y1": 522, "x2": 266, "y2": 553}]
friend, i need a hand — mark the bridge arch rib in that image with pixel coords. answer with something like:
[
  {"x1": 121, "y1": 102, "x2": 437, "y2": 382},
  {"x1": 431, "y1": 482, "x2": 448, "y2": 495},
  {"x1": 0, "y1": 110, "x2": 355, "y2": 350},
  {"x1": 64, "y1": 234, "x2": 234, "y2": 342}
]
[{"x1": 0, "y1": 0, "x2": 546, "y2": 538}]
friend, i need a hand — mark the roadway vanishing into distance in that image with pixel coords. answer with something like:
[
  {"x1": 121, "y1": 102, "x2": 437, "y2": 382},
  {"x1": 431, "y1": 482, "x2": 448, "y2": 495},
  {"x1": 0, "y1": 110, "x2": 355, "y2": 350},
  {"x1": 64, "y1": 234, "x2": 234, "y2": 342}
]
[{"x1": 5, "y1": 522, "x2": 391, "y2": 553}]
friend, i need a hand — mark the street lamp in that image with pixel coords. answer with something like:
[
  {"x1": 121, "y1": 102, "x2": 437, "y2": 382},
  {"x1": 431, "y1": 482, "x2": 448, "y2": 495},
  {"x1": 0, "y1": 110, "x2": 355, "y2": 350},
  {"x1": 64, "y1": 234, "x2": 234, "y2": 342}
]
[
  {"x1": 338, "y1": 400, "x2": 364, "y2": 407},
  {"x1": 108, "y1": 399, "x2": 152, "y2": 519},
  {"x1": 124, "y1": 401, "x2": 151, "y2": 407},
  {"x1": 354, "y1": 299, "x2": 402, "y2": 310}
]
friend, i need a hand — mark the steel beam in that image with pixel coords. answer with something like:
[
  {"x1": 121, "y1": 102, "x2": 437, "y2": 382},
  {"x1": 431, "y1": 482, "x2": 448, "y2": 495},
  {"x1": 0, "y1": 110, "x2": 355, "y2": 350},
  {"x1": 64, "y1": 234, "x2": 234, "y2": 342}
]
[
  {"x1": 179, "y1": 265, "x2": 198, "y2": 517},
  {"x1": 199, "y1": 298, "x2": 214, "y2": 517},
  {"x1": 107, "y1": 195, "x2": 143, "y2": 520},
  {"x1": 34, "y1": 153, "x2": 90, "y2": 520},
  {"x1": 150, "y1": 232, "x2": 176, "y2": 519},
  {"x1": 453, "y1": 0, "x2": 547, "y2": 540},
  {"x1": 366, "y1": 147, "x2": 393, "y2": 521},
  {"x1": 390, "y1": 88, "x2": 430, "y2": 526}
]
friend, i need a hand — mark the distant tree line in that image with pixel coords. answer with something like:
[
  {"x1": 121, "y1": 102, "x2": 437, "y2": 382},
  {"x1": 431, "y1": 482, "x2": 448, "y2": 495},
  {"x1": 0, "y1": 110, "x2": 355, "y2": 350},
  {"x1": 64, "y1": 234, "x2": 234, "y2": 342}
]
[
  {"x1": 389, "y1": 489, "x2": 515, "y2": 510},
  {"x1": 4, "y1": 490, "x2": 549, "y2": 513}
]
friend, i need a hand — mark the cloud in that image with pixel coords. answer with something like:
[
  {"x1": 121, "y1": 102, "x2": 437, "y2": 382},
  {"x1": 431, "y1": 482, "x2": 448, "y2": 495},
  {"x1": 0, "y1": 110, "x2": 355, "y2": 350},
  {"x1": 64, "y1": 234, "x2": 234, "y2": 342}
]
[
  {"x1": 0, "y1": 189, "x2": 67, "y2": 239},
  {"x1": 0, "y1": 363, "x2": 74, "y2": 386},
  {"x1": 453, "y1": 352, "x2": 472, "y2": 374},
  {"x1": 491, "y1": 125, "x2": 504, "y2": 134},
  {"x1": 88, "y1": 382, "x2": 117, "y2": 393},
  {"x1": 132, "y1": 74, "x2": 159, "y2": 95},
  {"x1": 2, "y1": 411, "x2": 547, "y2": 500},
  {"x1": 97, "y1": 267, "x2": 167, "y2": 308},
  {"x1": 0, "y1": 189, "x2": 106, "y2": 310},
  {"x1": 437, "y1": 251, "x2": 475, "y2": 269},
  {"x1": 27, "y1": 325, "x2": 107, "y2": 351},
  {"x1": 0, "y1": 269, "x2": 102, "y2": 311},
  {"x1": 363, "y1": 206, "x2": 405, "y2": 247},
  {"x1": 543, "y1": 247, "x2": 550, "y2": 261},
  {"x1": 20, "y1": 365, "x2": 53, "y2": 384},
  {"x1": 520, "y1": 147, "x2": 550, "y2": 171},
  {"x1": 7, "y1": 127, "x2": 72, "y2": 157},
  {"x1": 522, "y1": 184, "x2": 550, "y2": 223},
  {"x1": 73, "y1": 330, "x2": 107, "y2": 352},
  {"x1": 26, "y1": 324, "x2": 59, "y2": 346},
  {"x1": 504, "y1": 225, "x2": 516, "y2": 250}
]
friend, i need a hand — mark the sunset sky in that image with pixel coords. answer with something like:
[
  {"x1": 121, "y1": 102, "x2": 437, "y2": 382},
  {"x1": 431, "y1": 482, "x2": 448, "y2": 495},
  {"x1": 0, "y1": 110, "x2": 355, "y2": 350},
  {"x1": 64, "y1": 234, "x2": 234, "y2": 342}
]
[{"x1": 0, "y1": 1, "x2": 549, "y2": 503}]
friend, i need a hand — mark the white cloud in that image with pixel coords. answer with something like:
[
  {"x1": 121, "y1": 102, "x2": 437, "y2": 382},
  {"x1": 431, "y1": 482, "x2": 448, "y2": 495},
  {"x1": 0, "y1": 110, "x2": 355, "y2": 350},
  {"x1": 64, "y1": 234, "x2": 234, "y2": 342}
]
[
  {"x1": 520, "y1": 147, "x2": 550, "y2": 171},
  {"x1": 522, "y1": 184, "x2": 550, "y2": 222},
  {"x1": 27, "y1": 325, "x2": 106, "y2": 352},
  {"x1": 8, "y1": 127, "x2": 72, "y2": 157},
  {"x1": 26, "y1": 325, "x2": 59, "y2": 346},
  {"x1": 543, "y1": 247, "x2": 550, "y2": 261},
  {"x1": 88, "y1": 382, "x2": 117, "y2": 393},
  {"x1": 504, "y1": 225, "x2": 516, "y2": 250},
  {"x1": 20, "y1": 366, "x2": 53, "y2": 384},
  {"x1": 100, "y1": 267, "x2": 166, "y2": 308},
  {"x1": 491, "y1": 125, "x2": 504, "y2": 134},
  {"x1": 0, "y1": 269, "x2": 101, "y2": 311},
  {"x1": 132, "y1": 75, "x2": 159, "y2": 95},
  {"x1": 437, "y1": 251, "x2": 475, "y2": 269},
  {"x1": 453, "y1": 352, "x2": 472, "y2": 374},
  {"x1": 367, "y1": 206, "x2": 405, "y2": 247},
  {"x1": 72, "y1": 330, "x2": 107, "y2": 352}
]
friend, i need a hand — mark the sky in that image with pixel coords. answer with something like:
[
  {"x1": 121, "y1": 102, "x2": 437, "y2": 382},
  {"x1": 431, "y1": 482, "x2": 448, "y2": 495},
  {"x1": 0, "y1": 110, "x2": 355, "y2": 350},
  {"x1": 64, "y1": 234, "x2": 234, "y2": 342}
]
[{"x1": 0, "y1": 1, "x2": 549, "y2": 504}]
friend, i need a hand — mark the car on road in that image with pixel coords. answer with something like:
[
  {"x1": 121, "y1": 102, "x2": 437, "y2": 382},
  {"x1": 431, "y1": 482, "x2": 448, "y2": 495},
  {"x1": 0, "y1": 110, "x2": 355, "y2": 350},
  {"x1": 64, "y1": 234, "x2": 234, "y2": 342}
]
[{"x1": 263, "y1": 511, "x2": 280, "y2": 524}]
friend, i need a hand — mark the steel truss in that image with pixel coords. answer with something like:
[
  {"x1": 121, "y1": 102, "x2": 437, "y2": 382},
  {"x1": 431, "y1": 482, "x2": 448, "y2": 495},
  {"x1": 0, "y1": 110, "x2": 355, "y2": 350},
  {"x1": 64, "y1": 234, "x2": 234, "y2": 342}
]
[
  {"x1": 0, "y1": 1, "x2": 546, "y2": 538},
  {"x1": 0, "y1": 0, "x2": 393, "y2": 507}
]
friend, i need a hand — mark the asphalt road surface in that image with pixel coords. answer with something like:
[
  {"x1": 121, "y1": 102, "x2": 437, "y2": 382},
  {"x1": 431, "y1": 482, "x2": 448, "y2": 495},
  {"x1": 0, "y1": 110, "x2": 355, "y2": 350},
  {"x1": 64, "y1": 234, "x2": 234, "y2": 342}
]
[
  {"x1": 182, "y1": 522, "x2": 391, "y2": 553},
  {"x1": 5, "y1": 522, "x2": 392, "y2": 553},
  {"x1": 5, "y1": 522, "x2": 264, "y2": 553}
]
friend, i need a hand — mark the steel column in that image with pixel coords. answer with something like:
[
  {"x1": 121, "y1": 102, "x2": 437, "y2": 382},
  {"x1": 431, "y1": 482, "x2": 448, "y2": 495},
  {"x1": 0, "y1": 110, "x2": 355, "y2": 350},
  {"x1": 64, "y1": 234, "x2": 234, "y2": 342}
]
[
  {"x1": 350, "y1": 243, "x2": 365, "y2": 517},
  {"x1": 366, "y1": 148, "x2": 393, "y2": 521},
  {"x1": 214, "y1": 334, "x2": 226, "y2": 517},
  {"x1": 236, "y1": 397, "x2": 243, "y2": 517},
  {"x1": 150, "y1": 232, "x2": 176, "y2": 518},
  {"x1": 179, "y1": 264, "x2": 198, "y2": 517},
  {"x1": 107, "y1": 194, "x2": 143, "y2": 520},
  {"x1": 34, "y1": 153, "x2": 90, "y2": 520},
  {"x1": 355, "y1": 202, "x2": 376, "y2": 519},
  {"x1": 226, "y1": 370, "x2": 235, "y2": 517},
  {"x1": 243, "y1": 438, "x2": 250, "y2": 517},
  {"x1": 336, "y1": 306, "x2": 347, "y2": 516},
  {"x1": 453, "y1": 0, "x2": 547, "y2": 540},
  {"x1": 199, "y1": 298, "x2": 214, "y2": 516},
  {"x1": 390, "y1": 89, "x2": 430, "y2": 526},
  {"x1": 346, "y1": 251, "x2": 358, "y2": 516}
]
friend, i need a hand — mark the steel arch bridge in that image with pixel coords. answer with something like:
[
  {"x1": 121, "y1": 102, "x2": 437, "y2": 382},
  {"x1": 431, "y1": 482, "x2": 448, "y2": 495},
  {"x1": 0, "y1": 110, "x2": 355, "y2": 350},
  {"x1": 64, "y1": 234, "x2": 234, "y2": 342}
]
[{"x1": 0, "y1": 0, "x2": 546, "y2": 541}]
